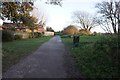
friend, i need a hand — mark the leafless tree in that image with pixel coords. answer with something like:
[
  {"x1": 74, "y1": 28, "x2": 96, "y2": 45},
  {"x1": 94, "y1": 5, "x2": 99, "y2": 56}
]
[
  {"x1": 96, "y1": 0, "x2": 120, "y2": 34},
  {"x1": 97, "y1": 17, "x2": 113, "y2": 33},
  {"x1": 72, "y1": 11, "x2": 98, "y2": 31}
]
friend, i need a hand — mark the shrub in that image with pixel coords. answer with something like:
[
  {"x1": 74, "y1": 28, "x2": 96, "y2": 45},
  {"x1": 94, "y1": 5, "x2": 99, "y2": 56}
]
[
  {"x1": 14, "y1": 34, "x2": 22, "y2": 40},
  {"x1": 34, "y1": 32, "x2": 42, "y2": 38},
  {"x1": 2, "y1": 30, "x2": 14, "y2": 42},
  {"x1": 63, "y1": 25, "x2": 79, "y2": 35},
  {"x1": 93, "y1": 35, "x2": 120, "y2": 77},
  {"x1": 94, "y1": 35, "x2": 118, "y2": 54},
  {"x1": 93, "y1": 35, "x2": 119, "y2": 74}
]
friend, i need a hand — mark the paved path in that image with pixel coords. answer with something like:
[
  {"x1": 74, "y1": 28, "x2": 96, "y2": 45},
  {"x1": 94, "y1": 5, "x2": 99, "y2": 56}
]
[{"x1": 3, "y1": 36, "x2": 82, "y2": 78}]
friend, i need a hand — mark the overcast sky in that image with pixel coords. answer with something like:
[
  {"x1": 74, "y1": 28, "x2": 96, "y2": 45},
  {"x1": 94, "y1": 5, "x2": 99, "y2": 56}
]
[{"x1": 33, "y1": 0, "x2": 106, "y2": 32}]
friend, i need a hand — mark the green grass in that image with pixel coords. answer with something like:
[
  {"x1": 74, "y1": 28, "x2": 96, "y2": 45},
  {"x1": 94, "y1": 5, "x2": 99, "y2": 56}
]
[
  {"x1": 2, "y1": 36, "x2": 51, "y2": 73},
  {"x1": 62, "y1": 35, "x2": 119, "y2": 78}
]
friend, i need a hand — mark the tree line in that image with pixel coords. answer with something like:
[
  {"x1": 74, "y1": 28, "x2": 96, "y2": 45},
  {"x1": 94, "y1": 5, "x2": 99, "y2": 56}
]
[
  {"x1": 68, "y1": 0, "x2": 120, "y2": 34},
  {"x1": 0, "y1": 0, "x2": 120, "y2": 34},
  {"x1": 0, "y1": 0, "x2": 63, "y2": 38}
]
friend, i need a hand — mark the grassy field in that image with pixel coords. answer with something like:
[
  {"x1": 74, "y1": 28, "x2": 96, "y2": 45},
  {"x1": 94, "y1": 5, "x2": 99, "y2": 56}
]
[
  {"x1": 2, "y1": 36, "x2": 51, "y2": 73},
  {"x1": 62, "y1": 35, "x2": 119, "y2": 78}
]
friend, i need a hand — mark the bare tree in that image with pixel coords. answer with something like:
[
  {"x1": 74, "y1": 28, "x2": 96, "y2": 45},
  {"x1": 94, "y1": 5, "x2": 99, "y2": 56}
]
[
  {"x1": 72, "y1": 11, "x2": 98, "y2": 31},
  {"x1": 96, "y1": 0, "x2": 120, "y2": 34},
  {"x1": 97, "y1": 17, "x2": 113, "y2": 33}
]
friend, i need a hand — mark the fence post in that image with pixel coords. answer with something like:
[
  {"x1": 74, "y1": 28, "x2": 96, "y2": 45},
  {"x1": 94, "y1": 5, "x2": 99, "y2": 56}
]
[{"x1": 73, "y1": 35, "x2": 79, "y2": 47}]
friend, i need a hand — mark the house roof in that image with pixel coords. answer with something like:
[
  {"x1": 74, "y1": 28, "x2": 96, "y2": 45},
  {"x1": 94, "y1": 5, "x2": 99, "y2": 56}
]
[
  {"x1": 3, "y1": 22, "x2": 26, "y2": 29},
  {"x1": 36, "y1": 27, "x2": 45, "y2": 32},
  {"x1": 2, "y1": 22, "x2": 46, "y2": 32}
]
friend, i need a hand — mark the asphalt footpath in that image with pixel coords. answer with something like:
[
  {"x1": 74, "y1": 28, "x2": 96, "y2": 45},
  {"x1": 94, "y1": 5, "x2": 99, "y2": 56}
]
[{"x1": 3, "y1": 36, "x2": 83, "y2": 78}]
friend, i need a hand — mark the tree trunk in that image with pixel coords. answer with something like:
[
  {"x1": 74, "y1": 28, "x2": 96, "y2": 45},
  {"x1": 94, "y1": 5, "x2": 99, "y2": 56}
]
[
  {"x1": 31, "y1": 29, "x2": 34, "y2": 38},
  {"x1": 110, "y1": 16, "x2": 117, "y2": 34},
  {"x1": 118, "y1": 14, "x2": 120, "y2": 35},
  {"x1": 118, "y1": 21, "x2": 120, "y2": 35},
  {"x1": 113, "y1": 25, "x2": 117, "y2": 34}
]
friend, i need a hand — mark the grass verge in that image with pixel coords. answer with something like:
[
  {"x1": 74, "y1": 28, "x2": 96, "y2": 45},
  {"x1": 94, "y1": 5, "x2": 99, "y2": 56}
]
[
  {"x1": 2, "y1": 36, "x2": 51, "y2": 73},
  {"x1": 62, "y1": 35, "x2": 119, "y2": 78}
]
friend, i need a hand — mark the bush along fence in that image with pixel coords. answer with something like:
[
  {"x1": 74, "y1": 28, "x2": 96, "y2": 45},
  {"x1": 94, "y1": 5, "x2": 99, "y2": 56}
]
[{"x1": 2, "y1": 30, "x2": 43, "y2": 42}]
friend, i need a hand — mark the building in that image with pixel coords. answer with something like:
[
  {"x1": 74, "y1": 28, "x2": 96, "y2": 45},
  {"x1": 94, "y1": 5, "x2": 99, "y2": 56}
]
[
  {"x1": 2, "y1": 22, "x2": 46, "y2": 33},
  {"x1": 44, "y1": 31, "x2": 54, "y2": 36}
]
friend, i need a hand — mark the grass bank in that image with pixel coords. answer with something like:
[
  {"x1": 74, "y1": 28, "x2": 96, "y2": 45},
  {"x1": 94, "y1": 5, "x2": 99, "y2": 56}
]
[
  {"x1": 2, "y1": 36, "x2": 51, "y2": 73},
  {"x1": 62, "y1": 35, "x2": 119, "y2": 78}
]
